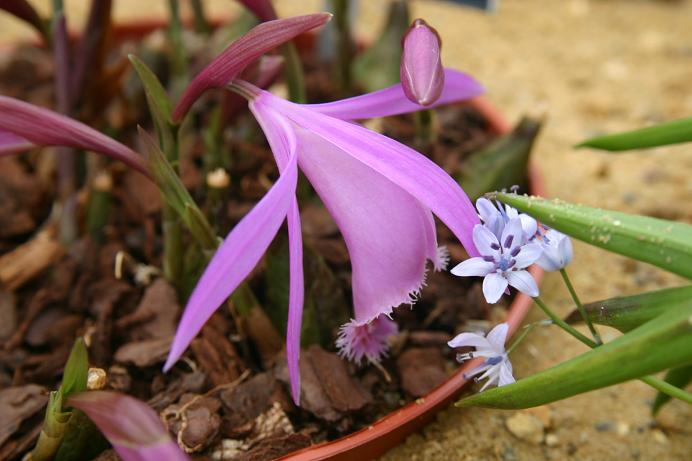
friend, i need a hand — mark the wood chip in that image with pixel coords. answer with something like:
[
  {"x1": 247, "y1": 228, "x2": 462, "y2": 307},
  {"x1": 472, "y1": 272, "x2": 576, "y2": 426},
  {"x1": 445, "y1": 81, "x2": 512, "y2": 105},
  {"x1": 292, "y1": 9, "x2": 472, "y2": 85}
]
[{"x1": 0, "y1": 229, "x2": 63, "y2": 290}]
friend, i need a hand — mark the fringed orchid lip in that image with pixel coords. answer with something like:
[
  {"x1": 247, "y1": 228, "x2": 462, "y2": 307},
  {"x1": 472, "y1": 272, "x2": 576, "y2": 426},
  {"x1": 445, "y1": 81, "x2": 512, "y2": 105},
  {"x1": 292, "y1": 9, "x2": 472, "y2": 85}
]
[{"x1": 165, "y1": 70, "x2": 484, "y2": 406}]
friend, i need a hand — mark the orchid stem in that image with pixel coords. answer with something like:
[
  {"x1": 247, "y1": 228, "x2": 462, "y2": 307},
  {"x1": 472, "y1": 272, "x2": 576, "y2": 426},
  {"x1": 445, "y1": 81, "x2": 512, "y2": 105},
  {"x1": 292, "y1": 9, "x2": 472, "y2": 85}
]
[
  {"x1": 167, "y1": 0, "x2": 188, "y2": 98},
  {"x1": 190, "y1": 0, "x2": 211, "y2": 35},
  {"x1": 560, "y1": 268, "x2": 602, "y2": 345},
  {"x1": 534, "y1": 297, "x2": 689, "y2": 404},
  {"x1": 332, "y1": 0, "x2": 353, "y2": 93},
  {"x1": 414, "y1": 109, "x2": 435, "y2": 149},
  {"x1": 281, "y1": 43, "x2": 307, "y2": 103}
]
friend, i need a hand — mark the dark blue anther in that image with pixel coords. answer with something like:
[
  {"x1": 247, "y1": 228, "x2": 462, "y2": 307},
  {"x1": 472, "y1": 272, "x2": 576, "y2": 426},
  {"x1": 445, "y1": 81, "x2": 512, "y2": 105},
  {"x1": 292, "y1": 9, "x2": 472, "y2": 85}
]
[
  {"x1": 511, "y1": 247, "x2": 521, "y2": 257},
  {"x1": 504, "y1": 235, "x2": 514, "y2": 248},
  {"x1": 490, "y1": 243, "x2": 500, "y2": 250}
]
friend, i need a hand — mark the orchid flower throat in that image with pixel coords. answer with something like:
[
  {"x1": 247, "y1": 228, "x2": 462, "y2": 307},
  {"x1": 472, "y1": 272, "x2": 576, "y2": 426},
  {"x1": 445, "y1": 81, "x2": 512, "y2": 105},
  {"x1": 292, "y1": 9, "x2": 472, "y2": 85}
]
[{"x1": 226, "y1": 79, "x2": 262, "y2": 101}]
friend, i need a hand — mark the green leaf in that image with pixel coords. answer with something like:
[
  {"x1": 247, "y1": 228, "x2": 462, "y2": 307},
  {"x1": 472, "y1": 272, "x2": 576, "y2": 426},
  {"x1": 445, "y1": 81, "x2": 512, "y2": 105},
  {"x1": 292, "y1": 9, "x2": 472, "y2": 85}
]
[
  {"x1": 53, "y1": 409, "x2": 108, "y2": 461},
  {"x1": 457, "y1": 117, "x2": 541, "y2": 201},
  {"x1": 128, "y1": 54, "x2": 173, "y2": 127},
  {"x1": 495, "y1": 193, "x2": 692, "y2": 280},
  {"x1": 61, "y1": 338, "x2": 88, "y2": 397},
  {"x1": 31, "y1": 391, "x2": 70, "y2": 461},
  {"x1": 652, "y1": 365, "x2": 692, "y2": 416},
  {"x1": 578, "y1": 117, "x2": 692, "y2": 151},
  {"x1": 456, "y1": 302, "x2": 692, "y2": 409},
  {"x1": 565, "y1": 285, "x2": 692, "y2": 333}
]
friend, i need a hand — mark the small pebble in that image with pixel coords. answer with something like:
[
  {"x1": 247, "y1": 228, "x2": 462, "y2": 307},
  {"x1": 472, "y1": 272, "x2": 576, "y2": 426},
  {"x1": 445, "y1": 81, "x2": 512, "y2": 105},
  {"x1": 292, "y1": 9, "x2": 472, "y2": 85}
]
[
  {"x1": 505, "y1": 412, "x2": 545, "y2": 444},
  {"x1": 525, "y1": 405, "x2": 552, "y2": 428},
  {"x1": 595, "y1": 420, "x2": 614, "y2": 432},
  {"x1": 651, "y1": 429, "x2": 669, "y2": 444},
  {"x1": 545, "y1": 433, "x2": 559, "y2": 447},
  {"x1": 616, "y1": 421, "x2": 630, "y2": 436}
]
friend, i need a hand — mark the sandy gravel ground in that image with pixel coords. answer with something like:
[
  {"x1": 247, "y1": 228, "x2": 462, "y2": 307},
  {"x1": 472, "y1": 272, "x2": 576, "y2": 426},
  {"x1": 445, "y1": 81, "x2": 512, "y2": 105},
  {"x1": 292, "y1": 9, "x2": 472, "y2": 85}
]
[{"x1": 1, "y1": 1, "x2": 691, "y2": 460}]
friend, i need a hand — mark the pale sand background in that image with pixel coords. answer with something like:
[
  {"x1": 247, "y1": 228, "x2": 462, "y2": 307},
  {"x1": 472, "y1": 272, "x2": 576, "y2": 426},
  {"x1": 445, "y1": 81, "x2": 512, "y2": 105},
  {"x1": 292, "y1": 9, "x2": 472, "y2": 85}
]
[{"x1": 1, "y1": 1, "x2": 691, "y2": 460}]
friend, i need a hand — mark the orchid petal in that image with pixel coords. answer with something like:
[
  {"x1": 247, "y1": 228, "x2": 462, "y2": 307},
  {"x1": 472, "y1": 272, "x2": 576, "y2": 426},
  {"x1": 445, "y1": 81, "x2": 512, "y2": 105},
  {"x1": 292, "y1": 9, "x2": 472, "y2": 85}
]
[
  {"x1": 68, "y1": 391, "x2": 189, "y2": 461},
  {"x1": 400, "y1": 19, "x2": 444, "y2": 106},
  {"x1": 482, "y1": 272, "x2": 508, "y2": 304},
  {"x1": 472, "y1": 224, "x2": 500, "y2": 257},
  {"x1": 0, "y1": 129, "x2": 34, "y2": 155},
  {"x1": 485, "y1": 323, "x2": 509, "y2": 352},
  {"x1": 291, "y1": 124, "x2": 439, "y2": 322},
  {"x1": 308, "y1": 69, "x2": 483, "y2": 120},
  {"x1": 512, "y1": 242, "x2": 543, "y2": 268},
  {"x1": 0, "y1": 96, "x2": 149, "y2": 177},
  {"x1": 265, "y1": 93, "x2": 480, "y2": 256},
  {"x1": 506, "y1": 270, "x2": 539, "y2": 297},
  {"x1": 249, "y1": 101, "x2": 304, "y2": 405},
  {"x1": 173, "y1": 13, "x2": 331, "y2": 122},
  {"x1": 448, "y1": 332, "x2": 492, "y2": 350},
  {"x1": 164, "y1": 143, "x2": 298, "y2": 372},
  {"x1": 285, "y1": 201, "x2": 304, "y2": 404},
  {"x1": 450, "y1": 257, "x2": 494, "y2": 277}
]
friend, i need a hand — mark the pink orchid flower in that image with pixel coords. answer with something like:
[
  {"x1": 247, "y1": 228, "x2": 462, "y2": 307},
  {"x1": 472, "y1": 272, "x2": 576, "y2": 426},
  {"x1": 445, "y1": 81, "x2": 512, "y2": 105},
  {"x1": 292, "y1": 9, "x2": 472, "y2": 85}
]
[{"x1": 164, "y1": 69, "x2": 484, "y2": 404}]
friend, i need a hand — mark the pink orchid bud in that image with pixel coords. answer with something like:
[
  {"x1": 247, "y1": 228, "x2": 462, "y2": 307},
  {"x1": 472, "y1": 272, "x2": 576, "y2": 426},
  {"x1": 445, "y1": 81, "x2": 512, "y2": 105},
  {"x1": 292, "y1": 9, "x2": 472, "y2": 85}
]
[{"x1": 400, "y1": 19, "x2": 444, "y2": 106}]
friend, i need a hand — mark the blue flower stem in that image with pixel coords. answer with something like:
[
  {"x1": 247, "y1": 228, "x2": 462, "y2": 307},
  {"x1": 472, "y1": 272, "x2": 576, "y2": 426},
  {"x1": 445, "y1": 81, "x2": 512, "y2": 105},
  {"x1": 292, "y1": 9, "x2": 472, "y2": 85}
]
[
  {"x1": 506, "y1": 321, "x2": 546, "y2": 355},
  {"x1": 534, "y1": 297, "x2": 691, "y2": 404},
  {"x1": 534, "y1": 297, "x2": 597, "y2": 348},
  {"x1": 560, "y1": 268, "x2": 602, "y2": 345}
]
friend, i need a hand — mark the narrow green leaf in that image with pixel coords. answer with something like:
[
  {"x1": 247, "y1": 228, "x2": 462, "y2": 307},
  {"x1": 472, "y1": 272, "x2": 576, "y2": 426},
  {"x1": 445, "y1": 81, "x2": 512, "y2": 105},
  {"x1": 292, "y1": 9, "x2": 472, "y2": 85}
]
[
  {"x1": 652, "y1": 365, "x2": 692, "y2": 416},
  {"x1": 578, "y1": 117, "x2": 692, "y2": 151},
  {"x1": 53, "y1": 409, "x2": 108, "y2": 461},
  {"x1": 565, "y1": 285, "x2": 692, "y2": 333},
  {"x1": 458, "y1": 117, "x2": 541, "y2": 201},
  {"x1": 456, "y1": 303, "x2": 692, "y2": 409},
  {"x1": 495, "y1": 193, "x2": 692, "y2": 280},
  {"x1": 138, "y1": 128, "x2": 217, "y2": 251},
  {"x1": 128, "y1": 54, "x2": 173, "y2": 126},
  {"x1": 61, "y1": 338, "x2": 88, "y2": 397},
  {"x1": 31, "y1": 391, "x2": 71, "y2": 461}
]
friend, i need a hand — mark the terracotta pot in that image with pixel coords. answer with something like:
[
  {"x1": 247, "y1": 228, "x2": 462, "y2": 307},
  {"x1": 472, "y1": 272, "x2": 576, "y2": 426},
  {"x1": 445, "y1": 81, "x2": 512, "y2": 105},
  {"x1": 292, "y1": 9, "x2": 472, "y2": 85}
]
[{"x1": 2, "y1": 17, "x2": 544, "y2": 461}]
